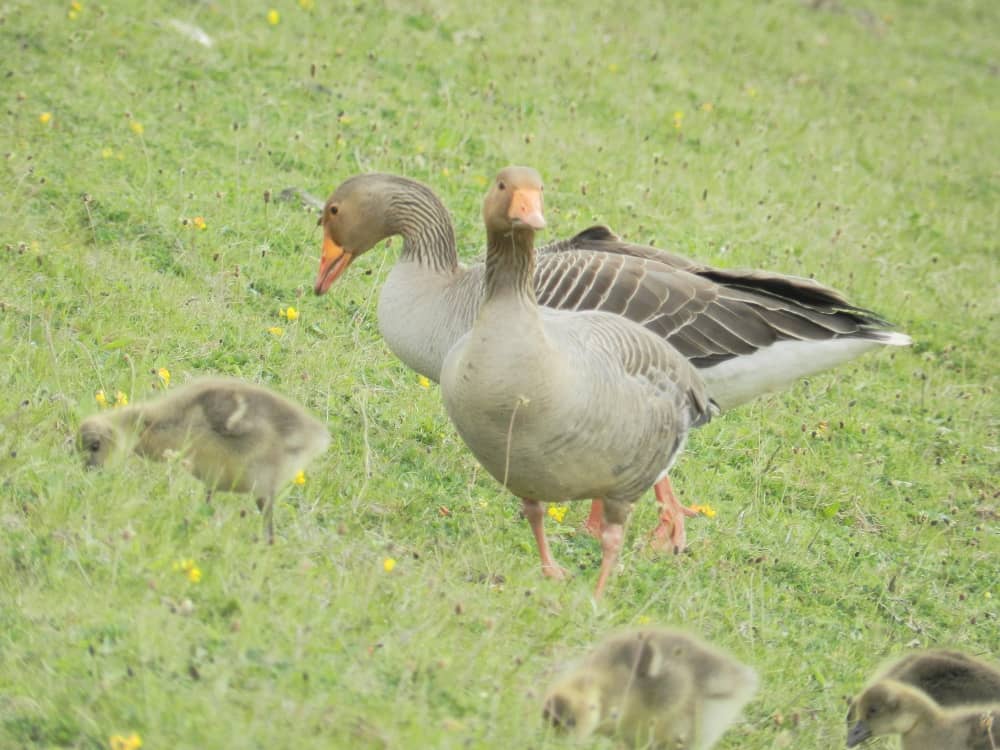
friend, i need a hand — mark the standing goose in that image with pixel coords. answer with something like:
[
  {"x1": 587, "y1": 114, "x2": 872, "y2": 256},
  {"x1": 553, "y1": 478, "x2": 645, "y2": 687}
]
[
  {"x1": 78, "y1": 377, "x2": 330, "y2": 543},
  {"x1": 313, "y1": 172, "x2": 910, "y2": 550},
  {"x1": 439, "y1": 166, "x2": 712, "y2": 596}
]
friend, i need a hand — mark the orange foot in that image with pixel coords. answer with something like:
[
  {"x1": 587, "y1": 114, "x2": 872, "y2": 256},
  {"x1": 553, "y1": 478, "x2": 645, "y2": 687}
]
[{"x1": 649, "y1": 476, "x2": 701, "y2": 554}]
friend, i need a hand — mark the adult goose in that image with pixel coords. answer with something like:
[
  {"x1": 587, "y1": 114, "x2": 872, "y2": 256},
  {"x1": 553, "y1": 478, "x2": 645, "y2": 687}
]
[
  {"x1": 438, "y1": 166, "x2": 712, "y2": 597},
  {"x1": 313, "y1": 172, "x2": 910, "y2": 550}
]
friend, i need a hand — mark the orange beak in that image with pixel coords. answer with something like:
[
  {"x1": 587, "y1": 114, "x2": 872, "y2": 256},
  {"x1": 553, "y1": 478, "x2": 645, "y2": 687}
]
[
  {"x1": 314, "y1": 233, "x2": 355, "y2": 295},
  {"x1": 508, "y1": 188, "x2": 546, "y2": 230}
]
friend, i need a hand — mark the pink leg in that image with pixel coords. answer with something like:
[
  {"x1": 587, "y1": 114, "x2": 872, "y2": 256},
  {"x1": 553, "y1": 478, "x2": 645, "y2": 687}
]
[
  {"x1": 649, "y1": 476, "x2": 699, "y2": 554},
  {"x1": 522, "y1": 499, "x2": 567, "y2": 580},
  {"x1": 594, "y1": 521, "x2": 624, "y2": 599},
  {"x1": 583, "y1": 499, "x2": 604, "y2": 538}
]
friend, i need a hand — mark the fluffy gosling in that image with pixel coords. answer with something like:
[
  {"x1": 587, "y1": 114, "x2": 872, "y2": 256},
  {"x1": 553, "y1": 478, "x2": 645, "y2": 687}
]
[
  {"x1": 847, "y1": 648, "x2": 1000, "y2": 726},
  {"x1": 542, "y1": 627, "x2": 758, "y2": 750},
  {"x1": 847, "y1": 678, "x2": 1000, "y2": 749},
  {"x1": 78, "y1": 377, "x2": 330, "y2": 542}
]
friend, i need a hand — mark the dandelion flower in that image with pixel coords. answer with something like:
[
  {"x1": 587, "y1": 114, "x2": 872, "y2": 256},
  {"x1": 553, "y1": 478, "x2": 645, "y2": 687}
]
[
  {"x1": 267, "y1": 9, "x2": 280, "y2": 25},
  {"x1": 192, "y1": 216, "x2": 207, "y2": 231},
  {"x1": 157, "y1": 368, "x2": 170, "y2": 387},
  {"x1": 298, "y1": 0, "x2": 315, "y2": 8},
  {"x1": 173, "y1": 559, "x2": 201, "y2": 583},
  {"x1": 691, "y1": 504, "x2": 717, "y2": 518},
  {"x1": 701, "y1": 102, "x2": 714, "y2": 113},
  {"x1": 383, "y1": 558, "x2": 396, "y2": 573},
  {"x1": 39, "y1": 112, "x2": 52, "y2": 125},
  {"x1": 95, "y1": 390, "x2": 109, "y2": 408},
  {"x1": 293, "y1": 470, "x2": 306, "y2": 485},
  {"x1": 267, "y1": 326, "x2": 284, "y2": 337},
  {"x1": 607, "y1": 62, "x2": 619, "y2": 73},
  {"x1": 417, "y1": 375, "x2": 431, "y2": 389},
  {"x1": 280, "y1": 306, "x2": 299, "y2": 321},
  {"x1": 636, "y1": 614, "x2": 651, "y2": 625},
  {"x1": 109, "y1": 733, "x2": 142, "y2": 750},
  {"x1": 672, "y1": 111, "x2": 684, "y2": 130},
  {"x1": 101, "y1": 147, "x2": 114, "y2": 159},
  {"x1": 114, "y1": 391, "x2": 129, "y2": 407},
  {"x1": 547, "y1": 505, "x2": 568, "y2": 523},
  {"x1": 129, "y1": 121, "x2": 144, "y2": 135}
]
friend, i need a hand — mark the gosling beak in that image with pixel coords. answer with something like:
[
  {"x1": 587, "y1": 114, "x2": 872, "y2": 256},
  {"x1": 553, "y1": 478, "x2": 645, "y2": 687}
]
[
  {"x1": 314, "y1": 233, "x2": 355, "y2": 295},
  {"x1": 845, "y1": 720, "x2": 871, "y2": 747},
  {"x1": 509, "y1": 187, "x2": 546, "y2": 230}
]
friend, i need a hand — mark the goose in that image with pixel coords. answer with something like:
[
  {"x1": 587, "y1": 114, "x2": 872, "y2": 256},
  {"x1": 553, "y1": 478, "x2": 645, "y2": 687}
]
[
  {"x1": 543, "y1": 627, "x2": 758, "y2": 749},
  {"x1": 78, "y1": 377, "x2": 330, "y2": 543},
  {"x1": 847, "y1": 679, "x2": 1000, "y2": 749},
  {"x1": 438, "y1": 166, "x2": 712, "y2": 596},
  {"x1": 847, "y1": 649, "x2": 1000, "y2": 725},
  {"x1": 313, "y1": 172, "x2": 910, "y2": 551}
]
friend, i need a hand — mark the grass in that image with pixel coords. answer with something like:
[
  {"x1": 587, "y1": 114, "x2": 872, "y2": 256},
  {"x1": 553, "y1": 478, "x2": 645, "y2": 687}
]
[{"x1": 1, "y1": 0, "x2": 997, "y2": 747}]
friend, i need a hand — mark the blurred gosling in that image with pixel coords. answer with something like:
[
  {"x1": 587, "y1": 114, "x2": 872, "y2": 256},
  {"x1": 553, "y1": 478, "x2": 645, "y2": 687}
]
[
  {"x1": 542, "y1": 627, "x2": 758, "y2": 750},
  {"x1": 78, "y1": 377, "x2": 330, "y2": 543},
  {"x1": 847, "y1": 678, "x2": 1000, "y2": 749}
]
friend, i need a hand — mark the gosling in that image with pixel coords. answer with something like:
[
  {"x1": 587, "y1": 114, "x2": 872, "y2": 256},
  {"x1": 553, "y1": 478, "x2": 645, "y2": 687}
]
[
  {"x1": 542, "y1": 627, "x2": 758, "y2": 750},
  {"x1": 78, "y1": 377, "x2": 330, "y2": 543},
  {"x1": 847, "y1": 648, "x2": 1000, "y2": 725},
  {"x1": 847, "y1": 678, "x2": 1000, "y2": 749}
]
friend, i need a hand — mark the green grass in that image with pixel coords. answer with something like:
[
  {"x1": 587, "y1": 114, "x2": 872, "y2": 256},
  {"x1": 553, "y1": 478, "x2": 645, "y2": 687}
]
[{"x1": 1, "y1": 0, "x2": 998, "y2": 747}]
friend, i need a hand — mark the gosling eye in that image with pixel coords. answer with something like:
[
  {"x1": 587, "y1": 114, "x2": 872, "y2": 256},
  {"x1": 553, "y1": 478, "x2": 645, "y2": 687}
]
[
  {"x1": 497, "y1": 180, "x2": 506, "y2": 191},
  {"x1": 329, "y1": 204, "x2": 339, "y2": 215},
  {"x1": 88, "y1": 441, "x2": 101, "y2": 452}
]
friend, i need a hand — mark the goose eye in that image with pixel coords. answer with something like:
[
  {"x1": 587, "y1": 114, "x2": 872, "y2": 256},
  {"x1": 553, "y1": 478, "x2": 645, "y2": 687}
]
[
  {"x1": 88, "y1": 441, "x2": 101, "y2": 452},
  {"x1": 329, "y1": 205, "x2": 339, "y2": 215},
  {"x1": 497, "y1": 181, "x2": 506, "y2": 191}
]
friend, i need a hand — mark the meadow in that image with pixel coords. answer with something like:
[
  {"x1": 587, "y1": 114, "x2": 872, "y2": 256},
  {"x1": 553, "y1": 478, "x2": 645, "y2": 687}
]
[{"x1": 1, "y1": 0, "x2": 997, "y2": 747}]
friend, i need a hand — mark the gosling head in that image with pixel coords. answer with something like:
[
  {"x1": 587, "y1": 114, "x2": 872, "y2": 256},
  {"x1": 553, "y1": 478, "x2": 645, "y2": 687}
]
[
  {"x1": 847, "y1": 680, "x2": 924, "y2": 747},
  {"x1": 482, "y1": 166, "x2": 546, "y2": 235},
  {"x1": 542, "y1": 673, "x2": 603, "y2": 739},
  {"x1": 77, "y1": 415, "x2": 122, "y2": 469}
]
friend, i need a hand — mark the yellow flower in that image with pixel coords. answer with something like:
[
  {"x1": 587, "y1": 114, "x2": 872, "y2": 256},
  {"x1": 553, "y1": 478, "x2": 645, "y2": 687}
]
[
  {"x1": 267, "y1": 326, "x2": 284, "y2": 337},
  {"x1": 607, "y1": 62, "x2": 619, "y2": 73},
  {"x1": 691, "y1": 504, "x2": 717, "y2": 518},
  {"x1": 109, "y1": 733, "x2": 142, "y2": 750},
  {"x1": 280, "y1": 306, "x2": 299, "y2": 321},
  {"x1": 173, "y1": 559, "x2": 201, "y2": 583},
  {"x1": 101, "y1": 147, "x2": 114, "y2": 159},
  {"x1": 298, "y1": 0, "x2": 315, "y2": 8},
  {"x1": 383, "y1": 558, "x2": 396, "y2": 573},
  {"x1": 672, "y1": 111, "x2": 684, "y2": 130},
  {"x1": 701, "y1": 102, "x2": 714, "y2": 113},
  {"x1": 745, "y1": 86, "x2": 758, "y2": 98},
  {"x1": 129, "y1": 121, "x2": 144, "y2": 135},
  {"x1": 192, "y1": 216, "x2": 207, "y2": 231},
  {"x1": 95, "y1": 390, "x2": 109, "y2": 408},
  {"x1": 441, "y1": 167, "x2": 450, "y2": 178},
  {"x1": 636, "y1": 615, "x2": 651, "y2": 625},
  {"x1": 293, "y1": 470, "x2": 306, "y2": 485},
  {"x1": 337, "y1": 113, "x2": 352, "y2": 124},
  {"x1": 417, "y1": 375, "x2": 431, "y2": 389},
  {"x1": 473, "y1": 175, "x2": 488, "y2": 188},
  {"x1": 547, "y1": 505, "x2": 568, "y2": 523},
  {"x1": 39, "y1": 112, "x2": 52, "y2": 124},
  {"x1": 157, "y1": 368, "x2": 170, "y2": 387},
  {"x1": 114, "y1": 391, "x2": 128, "y2": 407},
  {"x1": 267, "y1": 9, "x2": 280, "y2": 25}
]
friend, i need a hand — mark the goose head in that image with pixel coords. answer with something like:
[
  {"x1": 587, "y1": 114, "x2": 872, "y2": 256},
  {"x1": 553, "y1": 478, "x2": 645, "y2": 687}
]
[
  {"x1": 78, "y1": 415, "x2": 122, "y2": 469},
  {"x1": 482, "y1": 166, "x2": 546, "y2": 236},
  {"x1": 542, "y1": 672, "x2": 603, "y2": 738},
  {"x1": 847, "y1": 680, "x2": 925, "y2": 747}
]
